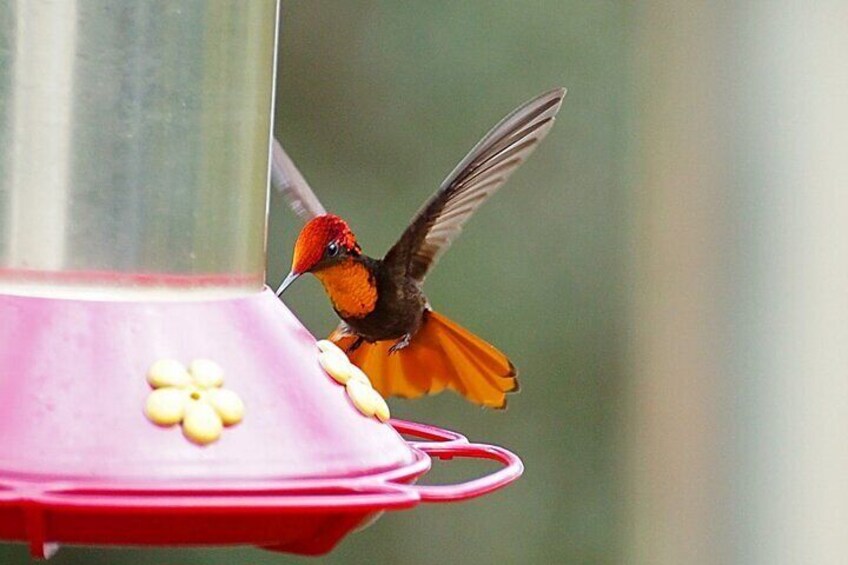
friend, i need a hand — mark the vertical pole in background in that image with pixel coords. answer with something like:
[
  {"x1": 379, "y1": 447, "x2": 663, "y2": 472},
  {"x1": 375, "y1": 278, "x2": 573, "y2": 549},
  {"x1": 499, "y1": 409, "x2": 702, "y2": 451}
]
[{"x1": 628, "y1": 3, "x2": 848, "y2": 564}]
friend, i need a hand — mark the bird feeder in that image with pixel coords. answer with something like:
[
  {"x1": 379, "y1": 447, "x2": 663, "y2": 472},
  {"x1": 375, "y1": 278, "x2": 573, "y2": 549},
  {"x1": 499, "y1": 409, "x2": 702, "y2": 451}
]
[{"x1": 0, "y1": 1, "x2": 522, "y2": 559}]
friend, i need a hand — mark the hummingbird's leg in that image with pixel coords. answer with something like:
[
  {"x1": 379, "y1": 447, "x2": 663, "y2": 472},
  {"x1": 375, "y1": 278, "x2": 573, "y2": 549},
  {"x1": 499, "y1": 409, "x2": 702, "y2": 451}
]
[
  {"x1": 345, "y1": 336, "x2": 365, "y2": 353},
  {"x1": 388, "y1": 333, "x2": 412, "y2": 354}
]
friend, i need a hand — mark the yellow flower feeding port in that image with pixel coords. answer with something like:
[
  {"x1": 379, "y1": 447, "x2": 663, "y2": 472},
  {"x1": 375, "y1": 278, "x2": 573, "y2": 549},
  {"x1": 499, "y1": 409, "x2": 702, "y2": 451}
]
[{"x1": 145, "y1": 358, "x2": 245, "y2": 445}]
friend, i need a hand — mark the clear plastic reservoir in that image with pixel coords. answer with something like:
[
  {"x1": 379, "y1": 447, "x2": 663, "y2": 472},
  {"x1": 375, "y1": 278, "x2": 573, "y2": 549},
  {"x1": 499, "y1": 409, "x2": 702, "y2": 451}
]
[{"x1": 0, "y1": 1, "x2": 279, "y2": 298}]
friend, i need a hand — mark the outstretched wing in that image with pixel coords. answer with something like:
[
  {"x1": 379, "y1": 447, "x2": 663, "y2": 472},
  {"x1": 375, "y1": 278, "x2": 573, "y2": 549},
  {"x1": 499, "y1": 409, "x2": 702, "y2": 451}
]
[
  {"x1": 383, "y1": 87, "x2": 566, "y2": 282},
  {"x1": 270, "y1": 138, "x2": 327, "y2": 222}
]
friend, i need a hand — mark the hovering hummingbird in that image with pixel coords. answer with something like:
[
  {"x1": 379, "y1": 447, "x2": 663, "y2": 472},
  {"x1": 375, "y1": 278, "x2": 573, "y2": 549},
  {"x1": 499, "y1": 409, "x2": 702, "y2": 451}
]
[{"x1": 273, "y1": 88, "x2": 565, "y2": 408}]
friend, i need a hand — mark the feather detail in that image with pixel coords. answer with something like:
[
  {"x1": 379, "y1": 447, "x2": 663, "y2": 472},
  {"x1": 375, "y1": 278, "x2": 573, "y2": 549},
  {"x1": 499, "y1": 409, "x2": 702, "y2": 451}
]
[
  {"x1": 329, "y1": 310, "x2": 518, "y2": 409},
  {"x1": 314, "y1": 259, "x2": 377, "y2": 319},
  {"x1": 384, "y1": 87, "x2": 566, "y2": 282},
  {"x1": 271, "y1": 139, "x2": 327, "y2": 222}
]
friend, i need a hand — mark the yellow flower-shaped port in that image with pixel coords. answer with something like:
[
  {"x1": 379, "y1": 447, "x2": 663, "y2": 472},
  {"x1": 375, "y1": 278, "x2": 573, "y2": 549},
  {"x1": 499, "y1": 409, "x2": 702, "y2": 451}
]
[
  {"x1": 316, "y1": 340, "x2": 390, "y2": 422},
  {"x1": 145, "y1": 358, "x2": 244, "y2": 445}
]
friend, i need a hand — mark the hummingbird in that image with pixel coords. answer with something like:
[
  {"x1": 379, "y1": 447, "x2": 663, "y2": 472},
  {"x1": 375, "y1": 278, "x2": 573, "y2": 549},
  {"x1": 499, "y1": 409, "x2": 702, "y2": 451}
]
[{"x1": 273, "y1": 88, "x2": 565, "y2": 408}]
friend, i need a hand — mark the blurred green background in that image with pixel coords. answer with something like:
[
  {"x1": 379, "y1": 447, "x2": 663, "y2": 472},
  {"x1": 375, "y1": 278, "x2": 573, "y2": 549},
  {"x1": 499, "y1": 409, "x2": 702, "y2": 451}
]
[{"x1": 0, "y1": 1, "x2": 627, "y2": 563}]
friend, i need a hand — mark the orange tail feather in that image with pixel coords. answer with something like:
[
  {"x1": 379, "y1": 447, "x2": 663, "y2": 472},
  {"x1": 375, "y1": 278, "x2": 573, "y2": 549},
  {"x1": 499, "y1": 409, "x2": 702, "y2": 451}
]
[{"x1": 329, "y1": 311, "x2": 518, "y2": 409}]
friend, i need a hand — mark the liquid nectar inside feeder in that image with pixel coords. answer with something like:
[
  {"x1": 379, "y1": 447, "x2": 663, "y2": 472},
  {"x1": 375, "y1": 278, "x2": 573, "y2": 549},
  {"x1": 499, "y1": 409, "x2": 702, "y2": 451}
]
[{"x1": 0, "y1": 1, "x2": 522, "y2": 559}]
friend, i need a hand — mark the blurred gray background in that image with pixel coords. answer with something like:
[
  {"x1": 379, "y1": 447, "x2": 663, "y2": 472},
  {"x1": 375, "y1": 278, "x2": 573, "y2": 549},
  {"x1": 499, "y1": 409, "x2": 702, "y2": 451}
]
[{"x1": 0, "y1": 1, "x2": 626, "y2": 563}]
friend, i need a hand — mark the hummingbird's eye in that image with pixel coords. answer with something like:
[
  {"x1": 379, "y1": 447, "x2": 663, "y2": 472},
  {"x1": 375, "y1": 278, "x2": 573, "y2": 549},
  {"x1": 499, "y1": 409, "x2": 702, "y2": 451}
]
[{"x1": 326, "y1": 241, "x2": 340, "y2": 258}]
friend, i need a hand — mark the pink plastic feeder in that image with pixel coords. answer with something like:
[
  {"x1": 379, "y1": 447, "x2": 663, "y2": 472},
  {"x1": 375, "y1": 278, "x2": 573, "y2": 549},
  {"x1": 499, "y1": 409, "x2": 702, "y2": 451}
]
[
  {"x1": 0, "y1": 1, "x2": 522, "y2": 559},
  {"x1": 0, "y1": 290, "x2": 522, "y2": 558}
]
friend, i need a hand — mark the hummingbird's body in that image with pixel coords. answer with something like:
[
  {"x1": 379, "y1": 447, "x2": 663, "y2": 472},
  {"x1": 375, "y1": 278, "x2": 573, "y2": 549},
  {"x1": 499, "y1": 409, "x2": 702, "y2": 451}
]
[
  {"x1": 317, "y1": 253, "x2": 425, "y2": 344},
  {"x1": 274, "y1": 88, "x2": 566, "y2": 408}
]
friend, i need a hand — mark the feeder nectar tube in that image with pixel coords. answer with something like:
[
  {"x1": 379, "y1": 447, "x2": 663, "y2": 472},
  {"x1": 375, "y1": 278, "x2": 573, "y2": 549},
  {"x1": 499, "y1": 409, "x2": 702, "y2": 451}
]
[{"x1": 0, "y1": 1, "x2": 278, "y2": 300}]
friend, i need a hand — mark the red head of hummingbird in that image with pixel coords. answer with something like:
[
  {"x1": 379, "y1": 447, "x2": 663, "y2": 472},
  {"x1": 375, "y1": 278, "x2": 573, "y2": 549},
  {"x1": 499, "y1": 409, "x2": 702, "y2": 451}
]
[
  {"x1": 277, "y1": 215, "x2": 361, "y2": 296},
  {"x1": 274, "y1": 88, "x2": 566, "y2": 408}
]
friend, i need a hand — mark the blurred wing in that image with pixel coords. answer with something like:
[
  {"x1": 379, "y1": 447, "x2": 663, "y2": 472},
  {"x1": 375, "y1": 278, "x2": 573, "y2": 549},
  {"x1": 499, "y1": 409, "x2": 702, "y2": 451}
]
[
  {"x1": 384, "y1": 87, "x2": 566, "y2": 282},
  {"x1": 270, "y1": 138, "x2": 327, "y2": 222}
]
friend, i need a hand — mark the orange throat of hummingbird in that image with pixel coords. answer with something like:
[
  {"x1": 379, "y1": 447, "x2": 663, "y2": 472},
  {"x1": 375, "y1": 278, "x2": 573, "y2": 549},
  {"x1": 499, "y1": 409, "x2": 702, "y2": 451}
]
[{"x1": 314, "y1": 259, "x2": 378, "y2": 319}]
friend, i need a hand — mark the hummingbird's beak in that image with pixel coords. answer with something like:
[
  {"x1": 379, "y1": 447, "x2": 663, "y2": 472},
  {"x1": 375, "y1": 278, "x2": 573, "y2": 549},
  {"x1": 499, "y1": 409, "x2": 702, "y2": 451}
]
[{"x1": 275, "y1": 271, "x2": 300, "y2": 296}]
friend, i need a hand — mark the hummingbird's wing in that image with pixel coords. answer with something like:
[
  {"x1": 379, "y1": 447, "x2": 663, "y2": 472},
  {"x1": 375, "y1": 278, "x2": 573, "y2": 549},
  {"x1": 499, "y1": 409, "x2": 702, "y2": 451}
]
[
  {"x1": 270, "y1": 138, "x2": 327, "y2": 221},
  {"x1": 383, "y1": 87, "x2": 566, "y2": 282}
]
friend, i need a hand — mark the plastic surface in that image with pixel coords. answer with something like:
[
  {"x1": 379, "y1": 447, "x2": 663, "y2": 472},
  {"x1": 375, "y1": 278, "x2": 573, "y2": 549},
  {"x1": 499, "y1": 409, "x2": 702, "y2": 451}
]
[
  {"x1": 0, "y1": 289, "x2": 523, "y2": 558},
  {"x1": 0, "y1": 289, "x2": 414, "y2": 481},
  {"x1": 0, "y1": 1, "x2": 278, "y2": 292},
  {"x1": 390, "y1": 420, "x2": 524, "y2": 502}
]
